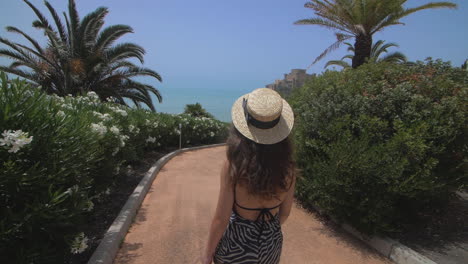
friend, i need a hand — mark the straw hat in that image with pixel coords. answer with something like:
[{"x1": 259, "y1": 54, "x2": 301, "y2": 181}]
[{"x1": 231, "y1": 88, "x2": 294, "y2": 145}]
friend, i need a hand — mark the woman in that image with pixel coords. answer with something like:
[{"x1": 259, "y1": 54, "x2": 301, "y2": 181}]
[{"x1": 202, "y1": 88, "x2": 296, "y2": 264}]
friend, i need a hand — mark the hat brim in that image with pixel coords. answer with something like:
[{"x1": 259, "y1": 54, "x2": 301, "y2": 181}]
[{"x1": 231, "y1": 93, "x2": 294, "y2": 145}]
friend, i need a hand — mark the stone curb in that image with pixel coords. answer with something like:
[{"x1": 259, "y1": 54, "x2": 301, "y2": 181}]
[
  {"x1": 87, "y1": 143, "x2": 227, "y2": 264},
  {"x1": 310, "y1": 205, "x2": 437, "y2": 264}
]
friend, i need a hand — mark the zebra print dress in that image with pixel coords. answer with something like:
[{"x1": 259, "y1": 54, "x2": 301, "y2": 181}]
[{"x1": 213, "y1": 192, "x2": 283, "y2": 264}]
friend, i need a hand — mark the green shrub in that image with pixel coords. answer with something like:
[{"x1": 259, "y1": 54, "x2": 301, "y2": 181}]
[
  {"x1": 184, "y1": 102, "x2": 215, "y2": 119},
  {"x1": 0, "y1": 74, "x2": 103, "y2": 262},
  {"x1": 290, "y1": 59, "x2": 467, "y2": 234},
  {"x1": 0, "y1": 72, "x2": 229, "y2": 263}
]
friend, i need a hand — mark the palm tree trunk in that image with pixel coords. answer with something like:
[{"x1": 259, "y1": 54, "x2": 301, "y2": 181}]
[{"x1": 352, "y1": 34, "x2": 372, "y2": 68}]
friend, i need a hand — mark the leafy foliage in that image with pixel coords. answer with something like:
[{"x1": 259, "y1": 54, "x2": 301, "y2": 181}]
[
  {"x1": 0, "y1": 73, "x2": 228, "y2": 263},
  {"x1": 325, "y1": 40, "x2": 407, "y2": 69},
  {"x1": 290, "y1": 59, "x2": 467, "y2": 234},
  {"x1": 184, "y1": 102, "x2": 215, "y2": 119},
  {"x1": 0, "y1": 0, "x2": 162, "y2": 110},
  {"x1": 295, "y1": 0, "x2": 456, "y2": 68}
]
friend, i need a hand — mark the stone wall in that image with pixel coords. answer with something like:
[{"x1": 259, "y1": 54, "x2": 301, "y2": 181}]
[{"x1": 266, "y1": 69, "x2": 314, "y2": 96}]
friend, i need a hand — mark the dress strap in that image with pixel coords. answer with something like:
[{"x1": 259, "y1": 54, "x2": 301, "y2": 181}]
[
  {"x1": 233, "y1": 182, "x2": 282, "y2": 212},
  {"x1": 233, "y1": 182, "x2": 283, "y2": 245}
]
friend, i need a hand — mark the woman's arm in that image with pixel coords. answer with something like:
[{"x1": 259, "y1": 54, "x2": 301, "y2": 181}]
[
  {"x1": 202, "y1": 160, "x2": 233, "y2": 263},
  {"x1": 278, "y1": 173, "x2": 296, "y2": 225}
]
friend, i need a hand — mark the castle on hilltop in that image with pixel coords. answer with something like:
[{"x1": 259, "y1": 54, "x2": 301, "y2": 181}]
[{"x1": 266, "y1": 69, "x2": 314, "y2": 96}]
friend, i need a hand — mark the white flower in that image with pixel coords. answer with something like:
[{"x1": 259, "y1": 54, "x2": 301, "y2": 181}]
[
  {"x1": 112, "y1": 147, "x2": 119, "y2": 156},
  {"x1": 90, "y1": 123, "x2": 107, "y2": 136},
  {"x1": 210, "y1": 131, "x2": 215, "y2": 137},
  {"x1": 110, "y1": 126, "x2": 120, "y2": 135},
  {"x1": 146, "y1": 136, "x2": 156, "y2": 143},
  {"x1": 76, "y1": 96, "x2": 90, "y2": 103},
  {"x1": 114, "y1": 109, "x2": 128, "y2": 117},
  {"x1": 62, "y1": 104, "x2": 74, "y2": 110},
  {"x1": 86, "y1": 91, "x2": 99, "y2": 100},
  {"x1": 175, "y1": 129, "x2": 181, "y2": 135},
  {"x1": 93, "y1": 112, "x2": 112, "y2": 122},
  {"x1": 119, "y1": 135, "x2": 129, "y2": 147},
  {"x1": 129, "y1": 125, "x2": 135, "y2": 133},
  {"x1": 53, "y1": 94, "x2": 65, "y2": 103},
  {"x1": 105, "y1": 188, "x2": 111, "y2": 195},
  {"x1": 57, "y1": 110, "x2": 66, "y2": 118},
  {"x1": 0, "y1": 130, "x2": 33, "y2": 153},
  {"x1": 102, "y1": 113, "x2": 111, "y2": 121},
  {"x1": 66, "y1": 185, "x2": 79, "y2": 195},
  {"x1": 70, "y1": 232, "x2": 89, "y2": 254}
]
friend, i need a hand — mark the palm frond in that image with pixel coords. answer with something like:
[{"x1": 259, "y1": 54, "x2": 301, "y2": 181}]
[
  {"x1": 0, "y1": 48, "x2": 36, "y2": 66},
  {"x1": 117, "y1": 67, "x2": 162, "y2": 82},
  {"x1": 0, "y1": 36, "x2": 58, "y2": 70},
  {"x1": 399, "y1": 2, "x2": 457, "y2": 19},
  {"x1": 370, "y1": 39, "x2": 385, "y2": 56},
  {"x1": 344, "y1": 42, "x2": 354, "y2": 52},
  {"x1": 307, "y1": 32, "x2": 352, "y2": 69},
  {"x1": 79, "y1": 7, "x2": 108, "y2": 51},
  {"x1": 341, "y1": 54, "x2": 353, "y2": 60},
  {"x1": 95, "y1": 25, "x2": 134, "y2": 52},
  {"x1": 294, "y1": 18, "x2": 353, "y2": 34},
  {"x1": 379, "y1": 51, "x2": 407, "y2": 63},
  {"x1": 0, "y1": 66, "x2": 39, "y2": 83},
  {"x1": 44, "y1": 1, "x2": 68, "y2": 43},
  {"x1": 63, "y1": 12, "x2": 72, "y2": 48},
  {"x1": 5, "y1": 26, "x2": 43, "y2": 54},
  {"x1": 23, "y1": 0, "x2": 53, "y2": 31},
  {"x1": 371, "y1": 14, "x2": 404, "y2": 34},
  {"x1": 124, "y1": 79, "x2": 160, "y2": 104},
  {"x1": 375, "y1": 41, "x2": 399, "y2": 58},
  {"x1": 109, "y1": 61, "x2": 138, "y2": 71},
  {"x1": 68, "y1": 0, "x2": 80, "y2": 50},
  {"x1": 324, "y1": 59, "x2": 350, "y2": 69},
  {"x1": 104, "y1": 43, "x2": 145, "y2": 64}
]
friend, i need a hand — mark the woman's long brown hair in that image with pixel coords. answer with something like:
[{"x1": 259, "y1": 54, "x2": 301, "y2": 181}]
[{"x1": 226, "y1": 125, "x2": 295, "y2": 200}]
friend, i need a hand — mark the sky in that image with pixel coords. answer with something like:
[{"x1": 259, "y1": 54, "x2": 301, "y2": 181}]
[{"x1": 0, "y1": 0, "x2": 467, "y2": 121}]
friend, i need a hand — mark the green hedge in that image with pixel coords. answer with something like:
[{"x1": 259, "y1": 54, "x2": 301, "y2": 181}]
[
  {"x1": 0, "y1": 73, "x2": 228, "y2": 263},
  {"x1": 290, "y1": 59, "x2": 467, "y2": 234}
]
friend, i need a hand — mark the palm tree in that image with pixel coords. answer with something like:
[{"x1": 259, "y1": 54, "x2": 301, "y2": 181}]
[
  {"x1": 294, "y1": 0, "x2": 456, "y2": 69},
  {"x1": 0, "y1": 0, "x2": 162, "y2": 111},
  {"x1": 325, "y1": 40, "x2": 407, "y2": 69}
]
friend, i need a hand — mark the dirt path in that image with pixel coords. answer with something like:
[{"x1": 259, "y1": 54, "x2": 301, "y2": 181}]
[{"x1": 114, "y1": 146, "x2": 391, "y2": 264}]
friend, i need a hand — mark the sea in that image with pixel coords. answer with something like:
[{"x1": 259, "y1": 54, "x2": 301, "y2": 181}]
[{"x1": 153, "y1": 86, "x2": 254, "y2": 123}]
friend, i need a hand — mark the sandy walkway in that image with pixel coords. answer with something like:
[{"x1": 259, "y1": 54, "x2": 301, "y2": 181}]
[{"x1": 114, "y1": 146, "x2": 391, "y2": 264}]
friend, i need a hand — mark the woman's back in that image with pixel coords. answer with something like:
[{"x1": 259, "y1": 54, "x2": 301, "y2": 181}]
[{"x1": 233, "y1": 178, "x2": 293, "y2": 222}]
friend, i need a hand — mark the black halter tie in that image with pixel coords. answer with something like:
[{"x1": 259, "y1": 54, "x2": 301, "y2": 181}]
[
  {"x1": 242, "y1": 98, "x2": 280, "y2": 129},
  {"x1": 234, "y1": 183, "x2": 281, "y2": 245}
]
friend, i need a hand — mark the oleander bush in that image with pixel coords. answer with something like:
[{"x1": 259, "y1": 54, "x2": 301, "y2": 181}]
[
  {"x1": 290, "y1": 59, "x2": 467, "y2": 235},
  {"x1": 0, "y1": 72, "x2": 228, "y2": 263}
]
